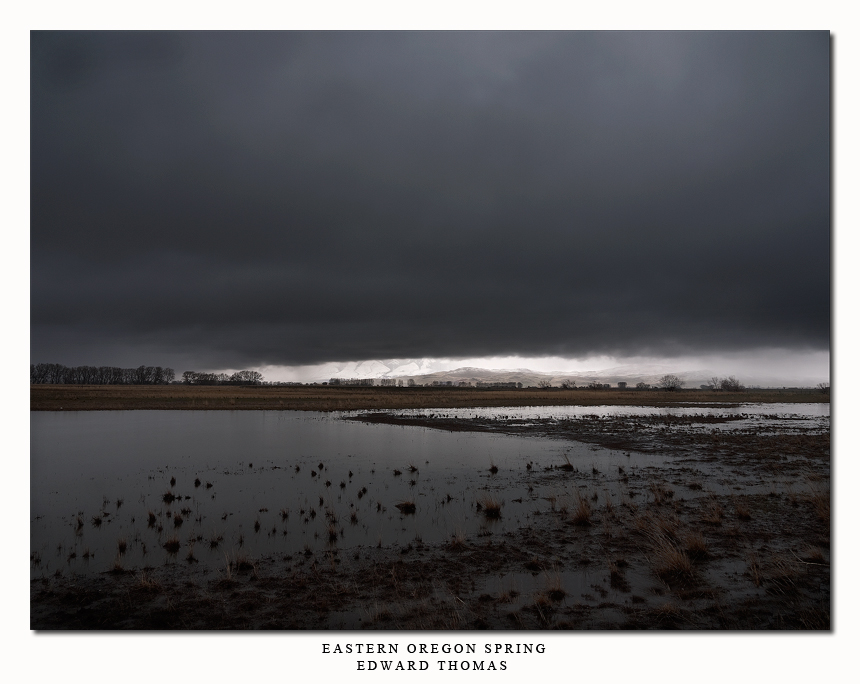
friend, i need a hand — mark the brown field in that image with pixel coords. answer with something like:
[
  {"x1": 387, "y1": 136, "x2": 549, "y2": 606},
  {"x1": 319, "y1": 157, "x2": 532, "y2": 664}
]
[{"x1": 30, "y1": 384, "x2": 828, "y2": 412}]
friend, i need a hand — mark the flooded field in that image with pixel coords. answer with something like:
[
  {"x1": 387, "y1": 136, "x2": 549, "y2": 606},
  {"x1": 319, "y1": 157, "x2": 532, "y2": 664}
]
[
  {"x1": 31, "y1": 410, "x2": 595, "y2": 577},
  {"x1": 31, "y1": 403, "x2": 830, "y2": 629}
]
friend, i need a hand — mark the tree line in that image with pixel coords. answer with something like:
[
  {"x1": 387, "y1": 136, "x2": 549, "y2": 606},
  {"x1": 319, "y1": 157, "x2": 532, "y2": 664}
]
[
  {"x1": 31, "y1": 364, "x2": 265, "y2": 386},
  {"x1": 31, "y1": 363, "x2": 176, "y2": 385},
  {"x1": 181, "y1": 370, "x2": 263, "y2": 385}
]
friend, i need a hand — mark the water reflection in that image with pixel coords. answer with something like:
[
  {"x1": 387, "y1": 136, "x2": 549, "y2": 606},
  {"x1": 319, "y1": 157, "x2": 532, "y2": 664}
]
[{"x1": 32, "y1": 411, "x2": 584, "y2": 578}]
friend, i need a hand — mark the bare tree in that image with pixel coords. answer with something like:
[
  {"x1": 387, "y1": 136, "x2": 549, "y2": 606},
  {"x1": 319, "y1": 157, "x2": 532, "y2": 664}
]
[
  {"x1": 658, "y1": 374, "x2": 684, "y2": 391},
  {"x1": 561, "y1": 379, "x2": 576, "y2": 389},
  {"x1": 537, "y1": 380, "x2": 553, "y2": 388},
  {"x1": 720, "y1": 376, "x2": 744, "y2": 391}
]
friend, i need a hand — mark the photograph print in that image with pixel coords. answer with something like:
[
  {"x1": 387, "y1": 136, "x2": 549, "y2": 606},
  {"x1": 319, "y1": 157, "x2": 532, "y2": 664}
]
[{"x1": 30, "y1": 30, "x2": 830, "y2": 630}]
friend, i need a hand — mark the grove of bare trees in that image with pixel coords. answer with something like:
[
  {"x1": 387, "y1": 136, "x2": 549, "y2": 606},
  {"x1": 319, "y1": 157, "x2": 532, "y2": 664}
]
[
  {"x1": 181, "y1": 370, "x2": 263, "y2": 385},
  {"x1": 31, "y1": 363, "x2": 175, "y2": 385},
  {"x1": 709, "y1": 376, "x2": 745, "y2": 391}
]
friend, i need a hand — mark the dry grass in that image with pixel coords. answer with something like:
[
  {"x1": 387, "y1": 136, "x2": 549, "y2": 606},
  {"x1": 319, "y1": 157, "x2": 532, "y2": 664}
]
[
  {"x1": 653, "y1": 541, "x2": 694, "y2": 583},
  {"x1": 702, "y1": 497, "x2": 724, "y2": 525},
  {"x1": 806, "y1": 485, "x2": 830, "y2": 523},
  {"x1": 652, "y1": 603, "x2": 681, "y2": 623},
  {"x1": 31, "y1": 384, "x2": 826, "y2": 412},
  {"x1": 609, "y1": 560, "x2": 630, "y2": 591},
  {"x1": 365, "y1": 602, "x2": 394, "y2": 624},
  {"x1": 395, "y1": 501, "x2": 416, "y2": 514},
  {"x1": 747, "y1": 554, "x2": 801, "y2": 595},
  {"x1": 637, "y1": 510, "x2": 680, "y2": 540},
  {"x1": 136, "y1": 569, "x2": 161, "y2": 591},
  {"x1": 639, "y1": 516, "x2": 694, "y2": 584},
  {"x1": 228, "y1": 551, "x2": 257, "y2": 573},
  {"x1": 569, "y1": 491, "x2": 591, "y2": 526},
  {"x1": 683, "y1": 531, "x2": 709, "y2": 561},
  {"x1": 747, "y1": 553, "x2": 766, "y2": 588},
  {"x1": 603, "y1": 493, "x2": 617, "y2": 521},
  {"x1": 449, "y1": 530, "x2": 467, "y2": 550},
  {"x1": 649, "y1": 481, "x2": 675, "y2": 505},
  {"x1": 542, "y1": 571, "x2": 567, "y2": 601},
  {"x1": 799, "y1": 546, "x2": 827, "y2": 564},
  {"x1": 476, "y1": 494, "x2": 502, "y2": 519}
]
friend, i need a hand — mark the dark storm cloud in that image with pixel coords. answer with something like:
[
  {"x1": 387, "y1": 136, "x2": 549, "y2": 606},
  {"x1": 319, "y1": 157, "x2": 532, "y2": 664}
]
[{"x1": 30, "y1": 31, "x2": 830, "y2": 369}]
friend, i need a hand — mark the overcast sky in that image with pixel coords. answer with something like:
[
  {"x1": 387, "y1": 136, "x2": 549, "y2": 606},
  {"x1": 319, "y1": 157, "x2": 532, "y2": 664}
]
[{"x1": 30, "y1": 31, "x2": 830, "y2": 379}]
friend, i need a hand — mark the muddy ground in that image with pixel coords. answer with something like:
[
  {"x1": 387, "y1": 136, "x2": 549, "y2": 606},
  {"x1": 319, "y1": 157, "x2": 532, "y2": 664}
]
[{"x1": 31, "y1": 412, "x2": 830, "y2": 630}]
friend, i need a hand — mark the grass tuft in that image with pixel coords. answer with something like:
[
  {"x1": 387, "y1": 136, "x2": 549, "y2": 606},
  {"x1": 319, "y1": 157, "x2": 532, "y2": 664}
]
[
  {"x1": 570, "y1": 491, "x2": 591, "y2": 526},
  {"x1": 449, "y1": 530, "x2": 466, "y2": 550},
  {"x1": 395, "y1": 500, "x2": 416, "y2": 514},
  {"x1": 477, "y1": 494, "x2": 501, "y2": 518},
  {"x1": 683, "y1": 531, "x2": 709, "y2": 561},
  {"x1": 702, "y1": 497, "x2": 724, "y2": 525}
]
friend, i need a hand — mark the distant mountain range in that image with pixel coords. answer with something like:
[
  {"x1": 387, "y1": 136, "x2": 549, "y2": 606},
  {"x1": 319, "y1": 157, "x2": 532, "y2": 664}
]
[
  {"x1": 391, "y1": 365, "x2": 719, "y2": 388},
  {"x1": 327, "y1": 362, "x2": 718, "y2": 388},
  {"x1": 320, "y1": 359, "x2": 821, "y2": 388}
]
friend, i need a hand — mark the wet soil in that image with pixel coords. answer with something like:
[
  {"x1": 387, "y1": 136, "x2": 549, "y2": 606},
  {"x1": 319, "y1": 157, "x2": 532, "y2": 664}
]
[{"x1": 31, "y1": 413, "x2": 830, "y2": 630}]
